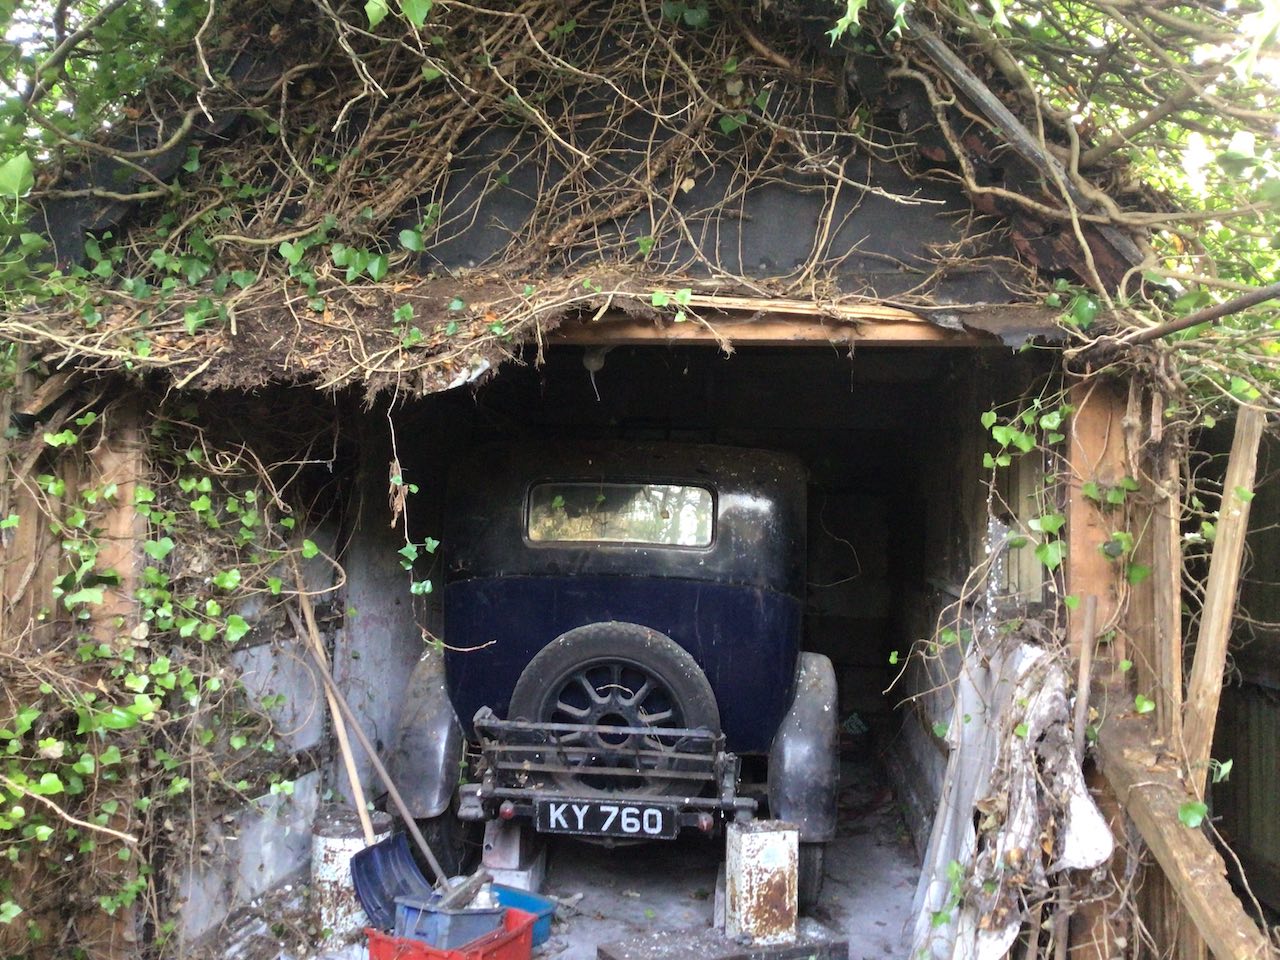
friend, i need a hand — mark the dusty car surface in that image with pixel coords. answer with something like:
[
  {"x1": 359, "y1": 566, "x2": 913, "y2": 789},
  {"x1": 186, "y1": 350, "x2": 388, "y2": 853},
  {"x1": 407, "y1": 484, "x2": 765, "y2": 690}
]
[{"x1": 388, "y1": 440, "x2": 839, "y2": 908}]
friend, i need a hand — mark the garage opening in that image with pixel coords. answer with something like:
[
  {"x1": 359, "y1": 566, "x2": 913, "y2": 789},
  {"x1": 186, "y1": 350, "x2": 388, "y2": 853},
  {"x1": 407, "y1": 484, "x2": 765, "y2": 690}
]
[{"x1": 326, "y1": 339, "x2": 1051, "y2": 954}]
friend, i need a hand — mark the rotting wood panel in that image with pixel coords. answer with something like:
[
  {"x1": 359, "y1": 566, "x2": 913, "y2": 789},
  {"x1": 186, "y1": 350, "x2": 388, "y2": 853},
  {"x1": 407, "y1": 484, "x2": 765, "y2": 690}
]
[{"x1": 1094, "y1": 690, "x2": 1277, "y2": 960}]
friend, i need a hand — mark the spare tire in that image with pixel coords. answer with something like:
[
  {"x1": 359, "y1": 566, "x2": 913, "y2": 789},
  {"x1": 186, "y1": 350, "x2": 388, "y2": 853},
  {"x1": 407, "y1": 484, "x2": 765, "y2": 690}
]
[{"x1": 508, "y1": 621, "x2": 719, "y2": 795}]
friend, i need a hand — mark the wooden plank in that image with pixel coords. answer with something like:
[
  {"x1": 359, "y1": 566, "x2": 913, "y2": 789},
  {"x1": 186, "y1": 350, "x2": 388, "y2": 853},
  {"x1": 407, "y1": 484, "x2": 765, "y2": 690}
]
[
  {"x1": 1094, "y1": 694, "x2": 1276, "y2": 960},
  {"x1": 552, "y1": 313, "x2": 988, "y2": 347},
  {"x1": 1184, "y1": 406, "x2": 1266, "y2": 794},
  {"x1": 680, "y1": 292, "x2": 924, "y2": 322},
  {"x1": 1065, "y1": 380, "x2": 1128, "y2": 654},
  {"x1": 80, "y1": 397, "x2": 147, "y2": 958},
  {"x1": 1151, "y1": 447, "x2": 1184, "y2": 744}
]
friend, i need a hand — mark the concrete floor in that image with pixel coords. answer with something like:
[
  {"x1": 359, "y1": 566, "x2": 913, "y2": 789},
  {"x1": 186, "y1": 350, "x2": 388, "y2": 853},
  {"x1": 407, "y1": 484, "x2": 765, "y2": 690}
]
[
  {"x1": 223, "y1": 760, "x2": 919, "y2": 960},
  {"x1": 538, "y1": 761, "x2": 918, "y2": 960}
]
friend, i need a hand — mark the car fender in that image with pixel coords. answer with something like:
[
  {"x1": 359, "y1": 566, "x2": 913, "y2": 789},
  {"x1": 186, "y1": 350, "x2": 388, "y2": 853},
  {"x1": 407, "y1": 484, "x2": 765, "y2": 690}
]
[
  {"x1": 768, "y1": 652, "x2": 839, "y2": 842},
  {"x1": 385, "y1": 650, "x2": 464, "y2": 819}
]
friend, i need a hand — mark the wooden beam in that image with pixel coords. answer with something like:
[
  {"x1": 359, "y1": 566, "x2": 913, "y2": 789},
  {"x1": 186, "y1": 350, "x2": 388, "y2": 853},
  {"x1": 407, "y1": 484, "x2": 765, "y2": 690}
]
[
  {"x1": 1094, "y1": 695, "x2": 1276, "y2": 960},
  {"x1": 1184, "y1": 406, "x2": 1266, "y2": 794},
  {"x1": 551, "y1": 311, "x2": 991, "y2": 347},
  {"x1": 1065, "y1": 380, "x2": 1128, "y2": 654}
]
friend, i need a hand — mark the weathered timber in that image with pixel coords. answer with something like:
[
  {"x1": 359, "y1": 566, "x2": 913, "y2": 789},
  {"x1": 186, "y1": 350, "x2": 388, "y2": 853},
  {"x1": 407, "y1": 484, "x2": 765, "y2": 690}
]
[
  {"x1": 1094, "y1": 692, "x2": 1276, "y2": 960},
  {"x1": 1065, "y1": 380, "x2": 1128, "y2": 654},
  {"x1": 1184, "y1": 406, "x2": 1266, "y2": 794},
  {"x1": 82, "y1": 397, "x2": 147, "y2": 958},
  {"x1": 1151, "y1": 447, "x2": 1184, "y2": 743},
  {"x1": 552, "y1": 312, "x2": 984, "y2": 347}
]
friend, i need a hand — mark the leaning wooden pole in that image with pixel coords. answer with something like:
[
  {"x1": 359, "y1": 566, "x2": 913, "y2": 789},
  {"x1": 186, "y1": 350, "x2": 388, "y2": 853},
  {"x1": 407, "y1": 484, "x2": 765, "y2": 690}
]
[{"x1": 1183, "y1": 406, "x2": 1266, "y2": 795}]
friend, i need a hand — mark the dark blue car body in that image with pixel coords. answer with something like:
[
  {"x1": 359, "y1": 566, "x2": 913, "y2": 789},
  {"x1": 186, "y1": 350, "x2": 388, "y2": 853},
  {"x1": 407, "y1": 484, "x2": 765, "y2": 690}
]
[{"x1": 441, "y1": 440, "x2": 808, "y2": 755}]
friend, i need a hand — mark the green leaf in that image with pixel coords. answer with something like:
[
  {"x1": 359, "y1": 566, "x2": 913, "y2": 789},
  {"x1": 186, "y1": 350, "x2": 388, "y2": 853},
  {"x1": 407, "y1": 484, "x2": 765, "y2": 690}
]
[
  {"x1": 64, "y1": 587, "x2": 105, "y2": 607},
  {"x1": 366, "y1": 254, "x2": 389, "y2": 282},
  {"x1": 1119, "y1": 659, "x2": 1133, "y2": 673},
  {"x1": 1178, "y1": 800, "x2": 1207, "y2": 828},
  {"x1": 1034, "y1": 539, "x2": 1066, "y2": 572},
  {"x1": 932, "y1": 721, "x2": 949, "y2": 738},
  {"x1": 422, "y1": 66, "x2": 443, "y2": 82},
  {"x1": 400, "y1": 0, "x2": 432, "y2": 27},
  {"x1": 1134, "y1": 693, "x2": 1156, "y2": 715},
  {"x1": 1127, "y1": 563, "x2": 1152, "y2": 585},
  {"x1": 212, "y1": 568, "x2": 241, "y2": 590},
  {"x1": 1014, "y1": 722, "x2": 1029, "y2": 738},
  {"x1": 1028, "y1": 513, "x2": 1066, "y2": 536},
  {"x1": 143, "y1": 537, "x2": 175, "y2": 562},
  {"x1": 33, "y1": 773, "x2": 64, "y2": 796},
  {"x1": 224, "y1": 614, "x2": 250, "y2": 644},
  {"x1": 278, "y1": 240, "x2": 304, "y2": 265},
  {"x1": 0, "y1": 152, "x2": 34, "y2": 198},
  {"x1": 365, "y1": 0, "x2": 390, "y2": 27},
  {"x1": 636, "y1": 235, "x2": 655, "y2": 255},
  {"x1": 0, "y1": 900, "x2": 23, "y2": 924},
  {"x1": 399, "y1": 229, "x2": 425, "y2": 252},
  {"x1": 718, "y1": 113, "x2": 746, "y2": 135},
  {"x1": 1067, "y1": 294, "x2": 1099, "y2": 329},
  {"x1": 99, "y1": 745, "x2": 123, "y2": 766},
  {"x1": 301, "y1": 539, "x2": 320, "y2": 559}
]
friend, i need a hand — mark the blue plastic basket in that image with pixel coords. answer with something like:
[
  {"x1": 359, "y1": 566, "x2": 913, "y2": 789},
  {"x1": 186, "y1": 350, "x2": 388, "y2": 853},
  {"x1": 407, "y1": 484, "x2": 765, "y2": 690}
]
[
  {"x1": 492, "y1": 886, "x2": 555, "y2": 947},
  {"x1": 394, "y1": 896, "x2": 505, "y2": 949}
]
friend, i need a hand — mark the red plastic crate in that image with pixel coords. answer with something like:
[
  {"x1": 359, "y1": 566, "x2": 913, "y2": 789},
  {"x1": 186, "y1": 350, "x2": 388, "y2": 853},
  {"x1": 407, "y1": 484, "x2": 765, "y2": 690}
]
[{"x1": 366, "y1": 908, "x2": 536, "y2": 960}]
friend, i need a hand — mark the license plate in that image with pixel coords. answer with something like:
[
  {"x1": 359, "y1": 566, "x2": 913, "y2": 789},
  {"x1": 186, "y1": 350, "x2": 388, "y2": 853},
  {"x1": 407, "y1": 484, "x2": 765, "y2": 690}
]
[{"x1": 534, "y1": 800, "x2": 678, "y2": 839}]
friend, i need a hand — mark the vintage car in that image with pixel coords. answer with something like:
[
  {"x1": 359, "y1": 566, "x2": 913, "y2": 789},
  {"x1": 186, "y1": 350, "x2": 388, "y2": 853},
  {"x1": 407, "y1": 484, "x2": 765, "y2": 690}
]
[{"x1": 387, "y1": 440, "x2": 839, "y2": 908}]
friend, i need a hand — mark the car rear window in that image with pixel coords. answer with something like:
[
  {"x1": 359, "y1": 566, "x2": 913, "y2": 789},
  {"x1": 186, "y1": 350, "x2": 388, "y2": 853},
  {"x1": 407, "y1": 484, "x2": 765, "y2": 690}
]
[{"x1": 527, "y1": 482, "x2": 714, "y2": 546}]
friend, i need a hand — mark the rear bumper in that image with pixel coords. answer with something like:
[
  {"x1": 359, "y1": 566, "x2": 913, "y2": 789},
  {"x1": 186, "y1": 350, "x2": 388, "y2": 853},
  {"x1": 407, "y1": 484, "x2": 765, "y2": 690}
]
[{"x1": 461, "y1": 707, "x2": 757, "y2": 834}]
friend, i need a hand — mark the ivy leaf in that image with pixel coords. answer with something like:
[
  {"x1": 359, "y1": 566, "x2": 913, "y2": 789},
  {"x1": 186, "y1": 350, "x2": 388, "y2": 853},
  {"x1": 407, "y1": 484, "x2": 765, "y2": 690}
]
[
  {"x1": 1034, "y1": 539, "x2": 1066, "y2": 572},
  {"x1": 0, "y1": 900, "x2": 23, "y2": 924},
  {"x1": 1127, "y1": 563, "x2": 1153, "y2": 585},
  {"x1": 1178, "y1": 800, "x2": 1207, "y2": 828},
  {"x1": 143, "y1": 537, "x2": 175, "y2": 562},
  {"x1": 278, "y1": 240, "x2": 304, "y2": 265},
  {"x1": 399, "y1": 228, "x2": 425, "y2": 252},
  {"x1": 365, "y1": 0, "x2": 390, "y2": 27},
  {"x1": 301, "y1": 539, "x2": 320, "y2": 559},
  {"x1": 212, "y1": 568, "x2": 241, "y2": 590},
  {"x1": 224, "y1": 615, "x2": 250, "y2": 645},
  {"x1": 0, "y1": 152, "x2": 34, "y2": 198},
  {"x1": 400, "y1": 0, "x2": 432, "y2": 28},
  {"x1": 1134, "y1": 693, "x2": 1156, "y2": 715}
]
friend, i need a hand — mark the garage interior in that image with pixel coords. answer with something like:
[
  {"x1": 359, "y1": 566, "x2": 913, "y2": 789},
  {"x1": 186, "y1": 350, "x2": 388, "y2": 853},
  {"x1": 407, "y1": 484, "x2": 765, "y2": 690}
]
[{"x1": 272, "y1": 336, "x2": 1054, "y2": 956}]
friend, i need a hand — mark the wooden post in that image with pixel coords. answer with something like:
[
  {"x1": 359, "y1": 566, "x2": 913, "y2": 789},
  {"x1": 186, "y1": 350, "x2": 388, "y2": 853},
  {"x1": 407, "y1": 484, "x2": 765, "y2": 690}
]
[
  {"x1": 80, "y1": 397, "x2": 147, "y2": 958},
  {"x1": 1064, "y1": 379, "x2": 1131, "y2": 960},
  {"x1": 1065, "y1": 380, "x2": 1128, "y2": 655},
  {"x1": 1184, "y1": 406, "x2": 1266, "y2": 795}
]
